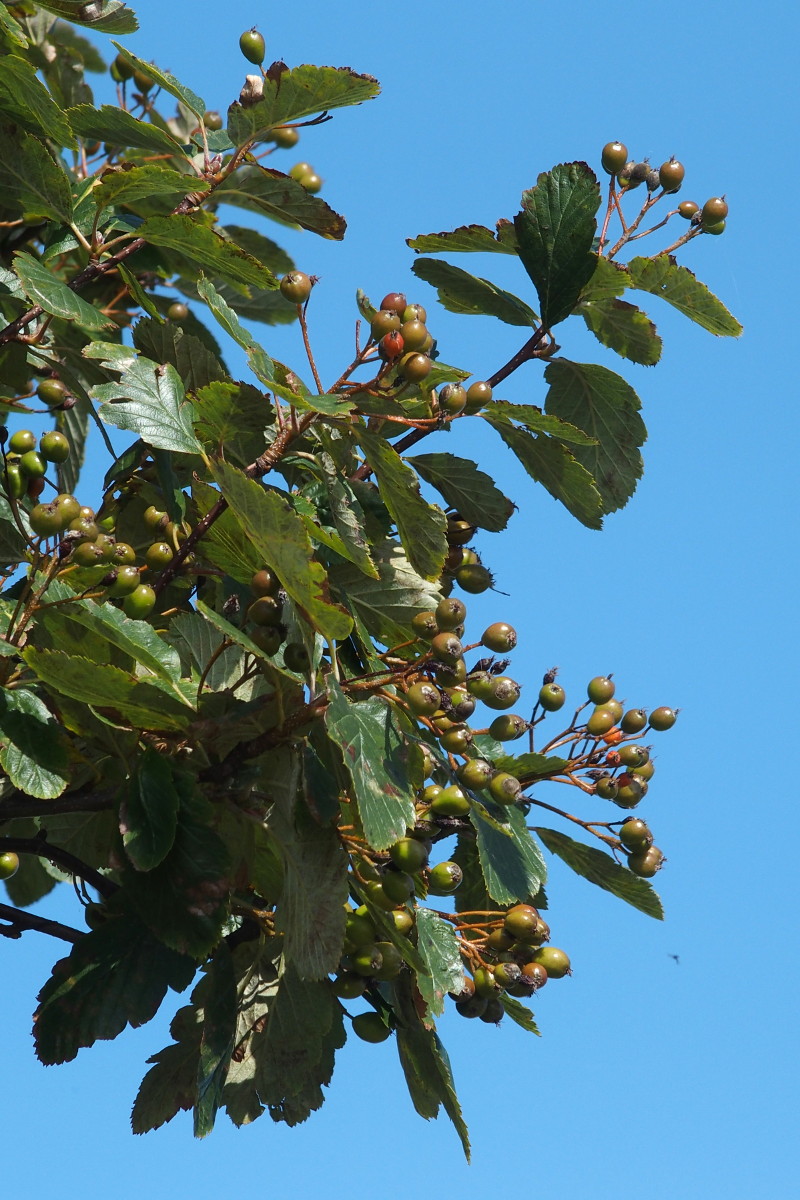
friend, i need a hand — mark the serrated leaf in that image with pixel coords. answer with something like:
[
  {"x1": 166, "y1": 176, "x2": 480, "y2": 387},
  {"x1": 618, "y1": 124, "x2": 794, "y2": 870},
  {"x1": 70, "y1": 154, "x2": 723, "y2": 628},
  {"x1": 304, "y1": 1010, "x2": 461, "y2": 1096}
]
[
  {"x1": 226, "y1": 64, "x2": 379, "y2": 144},
  {"x1": 194, "y1": 945, "x2": 237, "y2": 1138},
  {"x1": 486, "y1": 416, "x2": 604, "y2": 529},
  {"x1": 0, "y1": 55, "x2": 76, "y2": 147},
  {"x1": 0, "y1": 496, "x2": 30, "y2": 564},
  {"x1": 0, "y1": 127, "x2": 72, "y2": 225},
  {"x1": 577, "y1": 298, "x2": 662, "y2": 365},
  {"x1": 493, "y1": 752, "x2": 570, "y2": 783},
  {"x1": 212, "y1": 463, "x2": 353, "y2": 641},
  {"x1": 211, "y1": 165, "x2": 346, "y2": 240},
  {"x1": 315, "y1": 452, "x2": 377, "y2": 578},
  {"x1": 268, "y1": 751, "x2": 348, "y2": 980},
  {"x1": 131, "y1": 1006, "x2": 203, "y2": 1134},
  {"x1": 414, "y1": 908, "x2": 464, "y2": 1017},
  {"x1": 324, "y1": 679, "x2": 416, "y2": 851},
  {"x1": 33, "y1": 914, "x2": 195, "y2": 1065},
  {"x1": 0, "y1": 5, "x2": 27, "y2": 47},
  {"x1": 627, "y1": 255, "x2": 742, "y2": 337},
  {"x1": 133, "y1": 317, "x2": 226, "y2": 394},
  {"x1": 33, "y1": 809, "x2": 118, "y2": 872},
  {"x1": 500, "y1": 993, "x2": 540, "y2": 1034},
  {"x1": 407, "y1": 223, "x2": 518, "y2": 255},
  {"x1": 67, "y1": 103, "x2": 186, "y2": 156},
  {"x1": 253, "y1": 963, "x2": 346, "y2": 1126},
  {"x1": 3, "y1": 851, "x2": 57, "y2": 908},
  {"x1": 222, "y1": 225, "x2": 295, "y2": 277},
  {"x1": 13, "y1": 251, "x2": 113, "y2": 332},
  {"x1": 47, "y1": 20, "x2": 107, "y2": 71},
  {"x1": 411, "y1": 258, "x2": 537, "y2": 326},
  {"x1": 111, "y1": 42, "x2": 204, "y2": 115},
  {"x1": 92, "y1": 348, "x2": 202, "y2": 454},
  {"x1": 580, "y1": 256, "x2": 632, "y2": 302},
  {"x1": 138, "y1": 214, "x2": 278, "y2": 291},
  {"x1": 534, "y1": 826, "x2": 664, "y2": 919},
  {"x1": 0, "y1": 687, "x2": 70, "y2": 800},
  {"x1": 358, "y1": 431, "x2": 447, "y2": 581},
  {"x1": 193, "y1": 380, "x2": 272, "y2": 466},
  {"x1": 94, "y1": 164, "x2": 207, "y2": 210},
  {"x1": 469, "y1": 805, "x2": 546, "y2": 905},
  {"x1": 544, "y1": 359, "x2": 646, "y2": 514},
  {"x1": 407, "y1": 453, "x2": 513, "y2": 533},
  {"x1": 484, "y1": 400, "x2": 598, "y2": 445},
  {"x1": 329, "y1": 538, "x2": 440, "y2": 648},
  {"x1": 514, "y1": 162, "x2": 600, "y2": 328},
  {"x1": 38, "y1": 2, "x2": 138, "y2": 33},
  {"x1": 192, "y1": 480, "x2": 264, "y2": 584},
  {"x1": 195, "y1": 275, "x2": 274, "y2": 384},
  {"x1": 120, "y1": 747, "x2": 180, "y2": 871}
]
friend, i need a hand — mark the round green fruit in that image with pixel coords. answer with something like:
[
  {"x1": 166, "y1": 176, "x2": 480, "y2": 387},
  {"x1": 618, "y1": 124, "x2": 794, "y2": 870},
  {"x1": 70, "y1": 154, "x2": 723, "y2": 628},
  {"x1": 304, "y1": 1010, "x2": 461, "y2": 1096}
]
[
  {"x1": 457, "y1": 758, "x2": 493, "y2": 792},
  {"x1": 455, "y1": 564, "x2": 493, "y2": 594},
  {"x1": 594, "y1": 775, "x2": 618, "y2": 800},
  {"x1": 504, "y1": 904, "x2": 540, "y2": 943},
  {"x1": 145, "y1": 541, "x2": 174, "y2": 570},
  {"x1": 107, "y1": 565, "x2": 141, "y2": 597},
  {"x1": 123, "y1": 584, "x2": 156, "y2": 620},
  {"x1": 586, "y1": 705, "x2": 617, "y2": 736},
  {"x1": 538, "y1": 682, "x2": 565, "y2": 712},
  {"x1": 283, "y1": 642, "x2": 310, "y2": 673},
  {"x1": 389, "y1": 837, "x2": 429, "y2": 873},
  {"x1": 489, "y1": 713, "x2": 527, "y2": 741},
  {"x1": 649, "y1": 706, "x2": 677, "y2": 731},
  {"x1": 248, "y1": 595, "x2": 283, "y2": 627},
  {"x1": 427, "y1": 861, "x2": 463, "y2": 895},
  {"x1": 701, "y1": 196, "x2": 728, "y2": 226},
  {"x1": 678, "y1": 200, "x2": 699, "y2": 219},
  {"x1": 68, "y1": 515, "x2": 99, "y2": 544},
  {"x1": 430, "y1": 631, "x2": 463, "y2": 665},
  {"x1": 29, "y1": 501, "x2": 67, "y2": 537},
  {"x1": 521, "y1": 961, "x2": 548, "y2": 989},
  {"x1": 435, "y1": 596, "x2": 467, "y2": 631},
  {"x1": 372, "y1": 941, "x2": 404, "y2": 981},
  {"x1": 19, "y1": 450, "x2": 46, "y2": 479},
  {"x1": 531, "y1": 946, "x2": 570, "y2": 978},
  {"x1": 627, "y1": 845, "x2": 665, "y2": 877},
  {"x1": 271, "y1": 125, "x2": 299, "y2": 148},
  {"x1": 617, "y1": 744, "x2": 649, "y2": 769},
  {"x1": 438, "y1": 383, "x2": 467, "y2": 415},
  {"x1": 203, "y1": 111, "x2": 223, "y2": 131},
  {"x1": 488, "y1": 771, "x2": 522, "y2": 806},
  {"x1": 601, "y1": 141, "x2": 628, "y2": 174},
  {"x1": 483, "y1": 676, "x2": 521, "y2": 711},
  {"x1": 39, "y1": 431, "x2": 70, "y2": 463},
  {"x1": 613, "y1": 776, "x2": 644, "y2": 809},
  {"x1": 133, "y1": 67, "x2": 154, "y2": 92},
  {"x1": 331, "y1": 972, "x2": 367, "y2": 999},
  {"x1": 299, "y1": 171, "x2": 323, "y2": 193},
  {"x1": 380, "y1": 869, "x2": 414, "y2": 904},
  {"x1": 352, "y1": 1012, "x2": 392, "y2": 1043},
  {"x1": 8, "y1": 429, "x2": 36, "y2": 454},
  {"x1": 167, "y1": 301, "x2": 189, "y2": 321},
  {"x1": 280, "y1": 271, "x2": 313, "y2": 304},
  {"x1": 464, "y1": 380, "x2": 492, "y2": 414},
  {"x1": 251, "y1": 567, "x2": 281, "y2": 596},
  {"x1": 587, "y1": 675, "x2": 615, "y2": 704},
  {"x1": 398, "y1": 352, "x2": 432, "y2": 383},
  {"x1": 370, "y1": 310, "x2": 401, "y2": 339},
  {"x1": 3, "y1": 463, "x2": 24, "y2": 500},
  {"x1": 350, "y1": 945, "x2": 383, "y2": 976},
  {"x1": 439, "y1": 725, "x2": 472, "y2": 755},
  {"x1": 406, "y1": 681, "x2": 441, "y2": 718},
  {"x1": 112, "y1": 52, "x2": 134, "y2": 80},
  {"x1": 621, "y1": 708, "x2": 647, "y2": 734},
  {"x1": 618, "y1": 818, "x2": 653, "y2": 852},
  {"x1": 703, "y1": 220, "x2": 725, "y2": 235},
  {"x1": 0, "y1": 850, "x2": 20, "y2": 880},
  {"x1": 481, "y1": 621, "x2": 517, "y2": 653},
  {"x1": 37, "y1": 379, "x2": 68, "y2": 407},
  {"x1": 239, "y1": 27, "x2": 266, "y2": 65},
  {"x1": 658, "y1": 158, "x2": 685, "y2": 192}
]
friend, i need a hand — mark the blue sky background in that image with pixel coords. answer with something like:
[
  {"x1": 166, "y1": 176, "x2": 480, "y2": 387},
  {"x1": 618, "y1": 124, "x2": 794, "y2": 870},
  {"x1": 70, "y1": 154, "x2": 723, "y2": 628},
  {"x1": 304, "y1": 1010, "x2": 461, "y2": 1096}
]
[{"x1": 3, "y1": 1, "x2": 798, "y2": 1197}]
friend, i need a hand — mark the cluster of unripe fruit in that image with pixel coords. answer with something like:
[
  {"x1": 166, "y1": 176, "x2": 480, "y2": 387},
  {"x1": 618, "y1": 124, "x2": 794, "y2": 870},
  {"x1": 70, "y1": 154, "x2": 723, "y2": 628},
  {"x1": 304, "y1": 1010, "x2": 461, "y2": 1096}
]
[
  {"x1": 245, "y1": 568, "x2": 309, "y2": 669},
  {"x1": 600, "y1": 141, "x2": 728, "y2": 234}
]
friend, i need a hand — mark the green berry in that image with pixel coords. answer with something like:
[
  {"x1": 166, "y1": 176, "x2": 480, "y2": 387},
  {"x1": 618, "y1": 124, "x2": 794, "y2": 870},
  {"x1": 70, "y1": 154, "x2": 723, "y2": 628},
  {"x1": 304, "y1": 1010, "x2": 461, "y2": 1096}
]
[
  {"x1": 406, "y1": 681, "x2": 441, "y2": 718},
  {"x1": 649, "y1": 706, "x2": 677, "y2": 731},
  {"x1": 203, "y1": 111, "x2": 223, "y2": 131},
  {"x1": 504, "y1": 904, "x2": 541, "y2": 943},
  {"x1": 167, "y1": 301, "x2": 189, "y2": 321},
  {"x1": 586, "y1": 705, "x2": 617, "y2": 736},
  {"x1": 380, "y1": 870, "x2": 414, "y2": 904},
  {"x1": 438, "y1": 383, "x2": 467, "y2": 416},
  {"x1": 601, "y1": 141, "x2": 628, "y2": 174},
  {"x1": 658, "y1": 158, "x2": 685, "y2": 193},
  {"x1": 435, "y1": 596, "x2": 467, "y2": 630},
  {"x1": 488, "y1": 771, "x2": 522, "y2": 806},
  {"x1": 8, "y1": 429, "x2": 36, "y2": 454},
  {"x1": 618, "y1": 818, "x2": 653, "y2": 852},
  {"x1": 531, "y1": 946, "x2": 570, "y2": 978},
  {"x1": 483, "y1": 676, "x2": 521, "y2": 711},
  {"x1": 481, "y1": 621, "x2": 517, "y2": 653},
  {"x1": 280, "y1": 271, "x2": 313, "y2": 304},
  {"x1": 398, "y1": 352, "x2": 432, "y2": 383},
  {"x1": 239, "y1": 27, "x2": 266, "y2": 65},
  {"x1": 627, "y1": 846, "x2": 665, "y2": 877},
  {"x1": 620, "y1": 708, "x2": 648, "y2": 734},
  {"x1": 389, "y1": 837, "x2": 429, "y2": 873},
  {"x1": 427, "y1": 861, "x2": 463, "y2": 895},
  {"x1": 700, "y1": 196, "x2": 728, "y2": 226},
  {"x1": 430, "y1": 784, "x2": 470, "y2": 817},
  {"x1": 19, "y1": 450, "x2": 46, "y2": 479},
  {"x1": 39, "y1": 431, "x2": 70, "y2": 463},
  {"x1": 488, "y1": 713, "x2": 527, "y2": 741},
  {"x1": 464, "y1": 380, "x2": 492, "y2": 414},
  {"x1": 107, "y1": 566, "x2": 141, "y2": 597},
  {"x1": 271, "y1": 125, "x2": 299, "y2": 148},
  {"x1": 678, "y1": 200, "x2": 699, "y2": 219},
  {"x1": 331, "y1": 972, "x2": 367, "y2": 999},
  {"x1": 457, "y1": 757, "x2": 494, "y2": 792},
  {"x1": 37, "y1": 379, "x2": 68, "y2": 408},
  {"x1": 587, "y1": 675, "x2": 615, "y2": 704},
  {"x1": 538, "y1": 682, "x2": 565, "y2": 712},
  {"x1": 0, "y1": 851, "x2": 20, "y2": 880},
  {"x1": 123, "y1": 584, "x2": 156, "y2": 620},
  {"x1": 455, "y1": 564, "x2": 493, "y2": 594},
  {"x1": 145, "y1": 542, "x2": 174, "y2": 570}
]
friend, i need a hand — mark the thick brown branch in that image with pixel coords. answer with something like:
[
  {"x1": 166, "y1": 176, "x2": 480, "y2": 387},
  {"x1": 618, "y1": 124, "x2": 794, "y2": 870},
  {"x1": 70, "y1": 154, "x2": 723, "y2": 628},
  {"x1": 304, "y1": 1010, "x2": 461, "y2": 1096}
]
[{"x1": 0, "y1": 903, "x2": 83, "y2": 943}]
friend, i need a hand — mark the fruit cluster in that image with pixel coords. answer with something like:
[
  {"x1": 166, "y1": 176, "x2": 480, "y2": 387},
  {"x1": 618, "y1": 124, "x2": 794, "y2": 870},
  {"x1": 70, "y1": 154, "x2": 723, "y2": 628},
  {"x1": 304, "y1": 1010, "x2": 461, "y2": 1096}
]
[{"x1": 600, "y1": 140, "x2": 728, "y2": 236}]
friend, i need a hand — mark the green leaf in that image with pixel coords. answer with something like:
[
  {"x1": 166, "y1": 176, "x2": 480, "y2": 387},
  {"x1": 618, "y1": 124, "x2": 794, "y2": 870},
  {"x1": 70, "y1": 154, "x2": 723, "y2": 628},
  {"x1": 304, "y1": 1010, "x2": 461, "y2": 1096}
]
[
  {"x1": 32, "y1": 809, "x2": 117, "y2": 872},
  {"x1": 315, "y1": 452, "x2": 377, "y2": 578},
  {"x1": 268, "y1": 751, "x2": 348, "y2": 980},
  {"x1": 0, "y1": 5, "x2": 28, "y2": 48},
  {"x1": 324, "y1": 679, "x2": 416, "y2": 851},
  {"x1": 138, "y1": 214, "x2": 278, "y2": 291},
  {"x1": 222, "y1": 225, "x2": 294, "y2": 276},
  {"x1": 0, "y1": 687, "x2": 70, "y2": 800},
  {"x1": 122, "y1": 781, "x2": 230, "y2": 957},
  {"x1": 414, "y1": 908, "x2": 464, "y2": 1018},
  {"x1": 211, "y1": 165, "x2": 346, "y2": 240},
  {"x1": 407, "y1": 223, "x2": 518, "y2": 255},
  {"x1": 34, "y1": 914, "x2": 195, "y2": 1065},
  {"x1": 121, "y1": 747, "x2": 180, "y2": 871},
  {"x1": 577, "y1": 298, "x2": 662, "y2": 365},
  {"x1": 13, "y1": 251, "x2": 113, "y2": 332},
  {"x1": 544, "y1": 359, "x2": 646, "y2": 514},
  {"x1": 328, "y1": 538, "x2": 440, "y2": 649},
  {"x1": 133, "y1": 317, "x2": 227, "y2": 394},
  {"x1": 0, "y1": 496, "x2": 30, "y2": 565},
  {"x1": 484, "y1": 400, "x2": 598, "y2": 445},
  {"x1": 47, "y1": 20, "x2": 107, "y2": 72},
  {"x1": 195, "y1": 275, "x2": 275, "y2": 385},
  {"x1": 226, "y1": 64, "x2": 379, "y2": 144},
  {"x1": 3, "y1": 850, "x2": 57, "y2": 909},
  {"x1": 253, "y1": 963, "x2": 346, "y2": 1126},
  {"x1": 411, "y1": 257, "x2": 538, "y2": 326},
  {"x1": 132, "y1": 1005, "x2": 203, "y2": 1134},
  {"x1": 394, "y1": 974, "x2": 470, "y2": 1160},
  {"x1": 0, "y1": 126, "x2": 72, "y2": 224},
  {"x1": 469, "y1": 805, "x2": 546, "y2": 905},
  {"x1": 38, "y1": 2, "x2": 138, "y2": 33},
  {"x1": 514, "y1": 162, "x2": 600, "y2": 328},
  {"x1": 534, "y1": 827, "x2": 664, "y2": 919},
  {"x1": 67, "y1": 103, "x2": 186, "y2": 157},
  {"x1": 94, "y1": 164, "x2": 207, "y2": 210},
  {"x1": 0, "y1": 56, "x2": 76, "y2": 147},
  {"x1": 192, "y1": 480, "x2": 264, "y2": 584},
  {"x1": 407, "y1": 453, "x2": 513, "y2": 533},
  {"x1": 486, "y1": 416, "x2": 604, "y2": 529},
  {"x1": 193, "y1": 381, "x2": 273, "y2": 466},
  {"x1": 500, "y1": 994, "x2": 540, "y2": 1034},
  {"x1": 358, "y1": 431, "x2": 447, "y2": 581},
  {"x1": 493, "y1": 752, "x2": 570, "y2": 783},
  {"x1": 111, "y1": 42, "x2": 204, "y2": 115},
  {"x1": 91, "y1": 346, "x2": 202, "y2": 454},
  {"x1": 212, "y1": 462, "x2": 353, "y2": 641},
  {"x1": 580, "y1": 256, "x2": 632, "y2": 301},
  {"x1": 627, "y1": 255, "x2": 743, "y2": 337},
  {"x1": 194, "y1": 945, "x2": 237, "y2": 1138}
]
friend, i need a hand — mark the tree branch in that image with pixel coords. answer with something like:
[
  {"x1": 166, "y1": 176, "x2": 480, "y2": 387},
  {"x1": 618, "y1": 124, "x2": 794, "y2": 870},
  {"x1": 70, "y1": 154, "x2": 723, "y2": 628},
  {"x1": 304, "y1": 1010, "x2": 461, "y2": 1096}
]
[
  {"x1": 0, "y1": 835, "x2": 118, "y2": 899},
  {"x1": 0, "y1": 903, "x2": 83, "y2": 943}
]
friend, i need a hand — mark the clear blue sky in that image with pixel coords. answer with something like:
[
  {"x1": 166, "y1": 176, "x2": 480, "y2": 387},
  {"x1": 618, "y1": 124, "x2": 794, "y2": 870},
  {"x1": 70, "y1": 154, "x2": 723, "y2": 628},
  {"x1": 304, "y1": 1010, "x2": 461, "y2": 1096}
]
[{"x1": 4, "y1": 1, "x2": 798, "y2": 1197}]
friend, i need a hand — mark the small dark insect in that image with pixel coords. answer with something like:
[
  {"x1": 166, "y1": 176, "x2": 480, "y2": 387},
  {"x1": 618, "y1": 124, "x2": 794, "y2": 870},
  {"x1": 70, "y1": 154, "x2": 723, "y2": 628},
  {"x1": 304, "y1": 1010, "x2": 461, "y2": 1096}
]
[{"x1": 668, "y1": 953, "x2": 680, "y2": 965}]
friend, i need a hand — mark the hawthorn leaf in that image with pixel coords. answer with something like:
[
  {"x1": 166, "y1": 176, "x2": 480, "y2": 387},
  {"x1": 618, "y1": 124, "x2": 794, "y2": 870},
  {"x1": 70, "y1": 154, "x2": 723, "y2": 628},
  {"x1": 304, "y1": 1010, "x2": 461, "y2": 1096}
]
[
  {"x1": 94, "y1": 164, "x2": 208, "y2": 210},
  {"x1": 544, "y1": 359, "x2": 646, "y2": 514},
  {"x1": 411, "y1": 258, "x2": 538, "y2": 326},
  {"x1": 483, "y1": 400, "x2": 597, "y2": 445},
  {"x1": 324, "y1": 679, "x2": 416, "y2": 851},
  {"x1": 225, "y1": 64, "x2": 379, "y2": 142},
  {"x1": 407, "y1": 223, "x2": 518, "y2": 255},
  {"x1": 514, "y1": 162, "x2": 600, "y2": 328},
  {"x1": 493, "y1": 752, "x2": 570, "y2": 783},
  {"x1": 627, "y1": 254, "x2": 743, "y2": 337},
  {"x1": 415, "y1": 908, "x2": 464, "y2": 1017},
  {"x1": 0, "y1": 56, "x2": 76, "y2": 147},
  {"x1": 194, "y1": 945, "x2": 238, "y2": 1138},
  {"x1": 120, "y1": 747, "x2": 180, "y2": 871},
  {"x1": 211, "y1": 165, "x2": 346, "y2": 239},
  {"x1": 92, "y1": 348, "x2": 203, "y2": 454},
  {"x1": 328, "y1": 539, "x2": 440, "y2": 648},
  {"x1": 500, "y1": 994, "x2": 540, "y2": 1034},
  {"x1": 67, "y1": 103, "x2": 186, "y2": 156},
  {"x1": 0, "y1": 5, "x2": 27, "y2": 47},
  {"x1": 577, "y1": 298, "x2": 662, "y2": 365},
  {"x1": 469, "y1": 804, "x2": 546, "y2": 905},
  {"x1": 534, "y1": 826, "x2": 664, "y2": 919},
  {"x1": 111, "y1": 42, "x2": 204, "y2": 115},
  {"x1": 131, "y1": 1006, "x2": 204, "y2": 1134},
  {"x1": 0, "y1": 126, "x2": 73, "y2": 225},
  {"x1": 38, "y1": 2, "x2": 138, "y2": 33},
  {"x1": 133, "y1": 318, "x2": 227, "y2": 394},
  {"x1": 407, "y1": 453, "x2": 514, "y2": 533},
  {"x1": 13, "y1": 251, "x2": 113, "y2": 331},
  {"x1": 138, "y1": 214, "x2": 278, "y2": 291},
  {"x1": 193, "y1": 380, "x2": 273, "y2": 465},
  {"x1": 579, "y1": 256, "x2": 633, "y2": 302},
  {"x1": 0, "y1": 688, "x2": 70, "y2": 800}
]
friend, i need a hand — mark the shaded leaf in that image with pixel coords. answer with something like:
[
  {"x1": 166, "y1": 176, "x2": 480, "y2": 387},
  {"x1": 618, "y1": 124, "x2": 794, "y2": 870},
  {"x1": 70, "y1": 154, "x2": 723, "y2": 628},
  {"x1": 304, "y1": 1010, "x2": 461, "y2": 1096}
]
[
  {"x1": 407, "y1": 223, "x2": 518, "y2": 255},
  {"x1": 627, "y1": 255, "x2": 742, "y2": 336},
  {"x1": 577, "y1": 298, "x2": 662, "y2": 365},
  {"x1": 324, "y1": 679, "x2": 416, "y2": 851},
  {"x1": 544, "y1": 359, "x2": 646, "y2": 514},
  {"x1": 328, "y1": 538, "x2": 440, "y2": 648},
  {"x1": 192, "y1": 480, "x2": 264, "y2": 584},
  {"x1": 194, "y1": 945, "x2": 237, "y2": 1138},
  {"x1": 493, "y1": 752, "x2": 570, "y2": 783},
  {"x1": 226, "y1": 64, "x2": 379, "y2": 143},
  {"x1": 486, "y1": 417, "x2": 603, "y2": 529},
  {"x1": 469, "y1": 805, "x2": 546, "y2": 905},
  {"x1": 534, "y1": 826, "x2": 664, "y2": 919},
  {"x1": 580, "y1": 256, "x2": 632, "y2": 302},
  {"x1": 213, "y1": 462, "x2": 353, "y2": 641},
  {"x1": 34, "y1": 914, "x2": 194, "y2": 1065},
  {"x1": 13, "y1": 251, "x2": 114, "y2": 332},
  {"x1": 138, "y1": 214, "x2": 278, "y2": 291},
  {"x1": 38, "y1": 2, "x2": 138, "y2": 33},
  {"x1": 0, "y1": 55, "x2": 76, "y2": 147},
  {"x1": 0, "y1": 125, "x2": 72, "y2": 225},
  {"x1": 112, "y1": 42, "x2": 204, "y2": 115},
  {"x1": 94, "y1": 164, "x2": 207, "y2": 210},
  {"x1": 0, "y1": 496, "x2": 30, "y2": 565},
  {"x1": 358, "y1": 431, "x2": 447, "y2": 581},
  {"x1": 211, "y1": 165, "x2": 346, "y2": 239},
  {"x1": 415, "y1": 908, "x2": 464, "y2": 1017},
  {"x1": 514, "y1": 162, "x2": 600, "y2": 328},
  {"x1": 0, "y1": 6, "x2": 27, "y2": 47},
  {"x1": 3, "y1": 851, "x2": 57, "y2": 909},
  {"x1": 412, "y1": 257, "x2": 537, "y2": 326},
  {"x1": 408, "y1": 453, "x2": 513, "y2": 533},
  {"x1": 67, "y1": 103, "x2": 186, "y2": 156},
  {"x1": 120, "y1": 747, "x2": 180, "y2": 871},
  {"x1": 222, "y1": 225, "x2": 294, "y2": 276},
  {"x1": 0, "y1": 687, "x2": 70, "y2": 800},
  {"x1": 484, "y1": 400, "x2": 597, "y2": 445},
  {"x1": 132, "y1": 1005, "x2": 203, "y2": 1134},
  {"x1": 316, "y1": 452, "x2": 377, "y2": 578},
  {"x1": 193, "y1": 380, "x2": 272, "y2": 465},
  {"x1": 133, "y1": 317, "x2": 226, "y2": 394}
]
